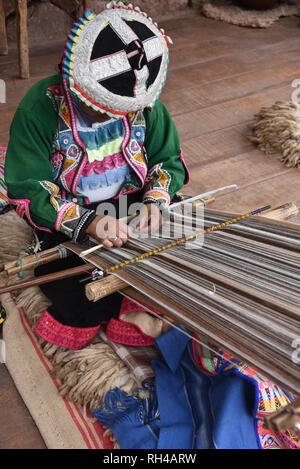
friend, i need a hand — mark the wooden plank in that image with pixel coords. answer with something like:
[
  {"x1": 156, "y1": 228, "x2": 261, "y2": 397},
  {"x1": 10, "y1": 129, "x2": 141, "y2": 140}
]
[
  {"x1": 3, "y1": 73, "x2": 57, "y2": 109},
  {"x1": 163, "y1": 61, "x2": 300, "y2": 116},
  {"x1": 0, "y1": 0, "x2": 8, "y2": 55},
  {"x1": 0, "y1": 109, "x2": 16, "y2": 132},
  {"x1": 15, "y1": 0, "x2": 29, "y2": 79},
  {"x1": 200, "y1": 171, "x2": 300, "y2": 217},
  {"x1": 168, "y1": 30, "x2": 300, "y2": 71},
  {"x1": 0, "y1": 38, "x2": 64, "y2": 68},
  {"x1": 166, "y1": 37, "x2": 300, "y2": 92},
  {"x1": 1, "y1": 67, "x2": 295, "y2": 138},
  {"x1": 0, "y1": 52, "x2": 59, "y2": 81},
  {"x1": 172, "y1": 84, "x2": 292, "y2": 142},
  {"x1": 83, "y1": 0, "x2": 94, "y2": 9},
  {"x1": 2, "y1": 58, "x2": 298, "y2": 136},
  {"x1": 181, "y1": 123, "x2": 254, "y2": 168},
  {"x1": 0, "y1": 131, "x2": 9, "y2": 147},
  {"x1": 162, "y1": 15, "x2": 300, "y2": 52},
  {"x1": 188, "y1": 148, "x2": 291, "y2": 194},
  {"x1": 0, "y1": 53, "x2": 60, "y2": 83}
]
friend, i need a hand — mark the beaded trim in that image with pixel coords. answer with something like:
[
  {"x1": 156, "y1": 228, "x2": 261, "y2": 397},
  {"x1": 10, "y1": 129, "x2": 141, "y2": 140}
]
[
  {"x1": 35, "y1": 310, "x2": 100, "y2": 350},
  {"x1": 106, "y1": 318, "x2": 155, "y2": 346},
  {"x1": 105, "y1": 297, "x2": 162, "y2": 346},
  {"x1": 72, "y1": 209, "x2": 96, "y2": 244}
]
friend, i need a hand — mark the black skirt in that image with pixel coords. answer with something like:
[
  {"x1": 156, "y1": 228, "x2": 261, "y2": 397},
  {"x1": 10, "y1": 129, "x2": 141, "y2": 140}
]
[{"x1": 34, "y1": 192, "x2": 143, "y2": 331}]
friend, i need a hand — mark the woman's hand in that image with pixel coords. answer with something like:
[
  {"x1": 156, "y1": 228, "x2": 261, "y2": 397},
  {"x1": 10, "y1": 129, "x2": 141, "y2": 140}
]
[
  {"x1": 86, "y1": 214, "x2": 132, "y2": 248},
  {"x1": 135, "y1": 203, "x2": 163, "y2": 235}
]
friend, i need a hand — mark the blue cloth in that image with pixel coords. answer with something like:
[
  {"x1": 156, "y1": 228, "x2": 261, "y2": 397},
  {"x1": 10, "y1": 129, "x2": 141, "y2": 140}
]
[
  {"x1": 72, "y1": 96, "x2": 125, "y2": 149},
  {"x1": 77, "y1": 118, "x2": 125, "y2": 151},
  {"x1": 77, "y1": 165, "x2": 132, "y2": 191},
  {"x1": 92, "y1": 327, "x2": 260, "y2": 449},
  {"x1": 92, "y1": 384, "x2": 160, "y2": 449}
]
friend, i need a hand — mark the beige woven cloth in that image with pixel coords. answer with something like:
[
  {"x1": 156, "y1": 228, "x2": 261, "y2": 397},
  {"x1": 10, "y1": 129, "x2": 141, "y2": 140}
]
[{"x1": 202, "y1": 1, "x2": 300, "y2": 28}]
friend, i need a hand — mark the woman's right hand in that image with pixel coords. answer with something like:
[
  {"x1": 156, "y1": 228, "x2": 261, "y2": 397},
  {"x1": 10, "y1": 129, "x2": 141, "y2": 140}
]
[{"x1": 85, "y1": 214, "x2": 132, "y2": 248}]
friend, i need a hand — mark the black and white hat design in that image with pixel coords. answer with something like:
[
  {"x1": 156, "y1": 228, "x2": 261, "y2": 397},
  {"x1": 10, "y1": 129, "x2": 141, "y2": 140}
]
[{"x1": 63, "y1": 2, "x2": 172, "y2": 117}]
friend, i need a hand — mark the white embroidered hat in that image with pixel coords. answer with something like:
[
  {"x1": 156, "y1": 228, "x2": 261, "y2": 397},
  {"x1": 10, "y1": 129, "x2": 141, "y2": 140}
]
[{"x1": 61, "y1": 1, "x2": 172, "y2": 118}]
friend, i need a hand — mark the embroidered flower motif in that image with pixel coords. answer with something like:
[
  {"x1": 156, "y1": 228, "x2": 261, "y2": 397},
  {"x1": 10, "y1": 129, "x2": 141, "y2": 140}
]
[
  {"x1": 129, "y1": 139, "x2": 140, "y2": 153},
  {"x1": 59, "y1": 132, "x2": 72, "y2": 151},
  {"x1": 67, "y1": 143, "x2": 81, "y2": 159},
  {"x1": 132, "y1": 126, "x2": 145, "y2": 143}
]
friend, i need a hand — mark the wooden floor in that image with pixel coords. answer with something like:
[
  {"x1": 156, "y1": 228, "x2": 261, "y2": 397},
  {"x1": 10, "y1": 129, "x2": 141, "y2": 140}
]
[{"x1": 0, "y1": 11, "x2": 300, "y2": 449}]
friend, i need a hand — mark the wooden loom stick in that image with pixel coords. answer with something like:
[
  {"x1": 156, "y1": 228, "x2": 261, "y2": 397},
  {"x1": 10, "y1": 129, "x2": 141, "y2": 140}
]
[
  {"x1": 79, "y1": 242, "x2": 105, "y2": 259},
  {"x1": 4, "y1": 246, "x2": 72, "y2": 276},
  {"x1": 2, "y1": 202, "x2": 298, "y2": 299},
  {"x1": 85, "y1": 275, "x2": 127, "y2": 302},
  {"x1": 1, "y1": 195, "x2": 233, "y2": 277},
  {"x1": 260, "y1": 202, "x2": 298, "y2": 220},
  {"x1": 4, "y1": 211, "x2": 140, "y2": 276},
  {"x1": 4, "y1": 259, "x2": 21, "y2": 270},
  {"x1": 4, "y1": 248, "x2": 70, "y2": 275},
  {"x1": 173, "y1": 193, "x2": 216, "y2": 208},
  {"x1": 170, "y1": 184, "x2": 238, "y2": 210},
  {"x1": 70, "y1": 196, "x2": 216, "y2": 300},
  {"x1": 0, "y1": 263, "x2": 94, "y2": 295},
  {"x1": 4, "y1": 210, "x2": 140, "y2": 271}
]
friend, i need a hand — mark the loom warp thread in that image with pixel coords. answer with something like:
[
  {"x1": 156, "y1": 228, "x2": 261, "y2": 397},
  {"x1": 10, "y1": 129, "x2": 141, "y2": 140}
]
[{"x1": 104, "y1": 205, "x2": 271, "y2": 276}]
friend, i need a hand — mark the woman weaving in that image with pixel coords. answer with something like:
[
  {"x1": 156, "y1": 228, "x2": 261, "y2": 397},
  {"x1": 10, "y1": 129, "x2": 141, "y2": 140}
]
[
  {"x1": 4, "y1": 4, "x2": 189, "y2": 349},
  {"x1": 2, "y1": 2, "x2": 299, "y2": 450}
]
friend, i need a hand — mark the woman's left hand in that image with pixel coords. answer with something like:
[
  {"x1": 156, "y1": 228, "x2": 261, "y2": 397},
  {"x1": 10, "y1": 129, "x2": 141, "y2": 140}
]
[{"x1": 135, "y1": 203, "x2": 163, "y2": 235}]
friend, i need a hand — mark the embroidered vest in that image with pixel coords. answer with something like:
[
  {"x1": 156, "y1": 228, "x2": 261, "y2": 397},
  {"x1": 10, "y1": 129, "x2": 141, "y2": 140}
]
[{"x1": 46, "y1": 81, "x2": 148, "y2": 206}]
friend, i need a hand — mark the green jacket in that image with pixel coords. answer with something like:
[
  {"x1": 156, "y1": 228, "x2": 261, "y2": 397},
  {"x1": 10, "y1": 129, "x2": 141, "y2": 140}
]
[{"x1": 5, "y1": 74, "x2": 189, "y2": 239}]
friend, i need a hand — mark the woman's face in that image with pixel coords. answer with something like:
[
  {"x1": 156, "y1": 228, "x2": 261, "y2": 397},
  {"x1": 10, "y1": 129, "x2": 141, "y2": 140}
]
[{"x1": 79, "y1": 101, "x2": 112, "y2": 122}]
